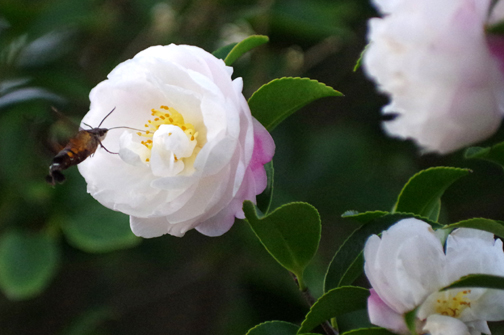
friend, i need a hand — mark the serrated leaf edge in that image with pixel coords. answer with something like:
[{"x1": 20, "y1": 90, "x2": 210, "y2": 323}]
[
  {"x1": 244, "y1": 201, "x2": 321, "y2": 276},
  {"x1": 224, "y1": 35, "x2": 269, "y2": 65},
  {"x1": 394, "y1": 166, "x2": 471, "y2": 214},
  {"x1": 248, "y1": 77, "x2": 343, "y2": 131},
  {"x1": 245, "y1": 320, "x2": 299, "y2": 335}
]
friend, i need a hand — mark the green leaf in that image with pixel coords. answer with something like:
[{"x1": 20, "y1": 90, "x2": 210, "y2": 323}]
[
  {"x1": 426, "y1": 199, "x2": 441, "y2": 222},
  {"x1": 486, "y1": 17, "x2": 504, "y2": 35},
  {"x1": 353, "y1": 45, "x2": 369, "y2": 72},
  {"x1": 404, "y1": 308, "x2": 418, "y2": 335},
  {"x1": 248, "y1": 77, "x2": 343, "y2": 131},
  {"x1": 442, "y1": 218, "x2": 504, "y2": 239},
  {"x1": 341, "y1": 328, "x2": 396, "y2": 335},
  {"x1": 441, "y1": 274, "x2": 504, "y2": 291},
  {"x1": 0, "y1": 229, "x2": 60, "y2": 300},
  {"x1": 223, "y1": 35, "x2": 269, "y2": 65},
  {"x1": 243, "y1": 201, "x2": 321, "y2": 289},
  {"x1": 465, "y1": 142, "x2": 504, "y2": 169},
  {"x1": 341, "y1": 210, "x2": 388, "y2": 224},
  {"x1": 394, "y1": 167, "x2": 470, "y2": 220},
  {"x1": 256, "y1": 160, "x2": 274, "y2": 215},
  {"x1": 246, "y1": 321, "x2": 299, "y2": 335},
  {"x1": 324, "y1": 213, "x2": 441, "y2": 292},
  {"x1": 61, "y1": 207, "x2": 140, "y2": 253},
  {"x1": 212, "y1": 43, "x2": 237, "y2": 60},
  {"x1": 297, "y1": 286, "x2": 369, "y2": 334}
]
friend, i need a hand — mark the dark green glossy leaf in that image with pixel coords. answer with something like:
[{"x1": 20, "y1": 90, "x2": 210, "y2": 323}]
[
  {"x1": 243, "y1": 201, "x2": 321, "y2": 289},
  {"x1": 248, "y1": 77, "x2": 343, "y2": 131},
  {"x1": 442, "y1": 218, "x2": 504, "y2": 239},
  {"x1": 341, "y1": 328, "x2": 396, "y2": 335},
  {"x1": 426, "y1": 199, "x2": 441, "y2": 222},
  {"x1": 246, "y1": 321, "x2": 299, "y2": 335},
  {"x1": 341, "y1": 210, "x2": 388, "y2": 224},
  {"x1": 465, "y1": 142, "x2": 504, "y2": 169},
  {"x1": 212, "y1": 43, "x2": 237, "y2": 60},
  {"x1": 441, "y1": 274, "x2": 504, "y2": 291},
  {"x1": 353, "y1": 45, "x2": 368, "y2": 72},
  {"x1": 487, "y1": 19, "x2": 504, "y2": 35},
  {"x1": 223, "y1": 35, "x2": 269, "y2": 65},
  {"x1": 61, "y1": 206, "x2": 140, "y2": 253},
  {"x1": 298, "y1": 286, "x2": 369, "y2": 334},
  {"x1": 325, "y1": 213, "x2": 441, "y2": 292},
  {"x1": 0, "y1": 230, "x2": 60, "y2": 300},
  {"x1": 256, "y1": 160, "x2": 274, "y2": 215},
  {"x1": 394, "y1": 167, "x2": 470, "y2": 219}
]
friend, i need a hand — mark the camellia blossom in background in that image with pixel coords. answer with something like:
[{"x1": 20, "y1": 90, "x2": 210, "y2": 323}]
[
  {"x1": 363, "y1": 0, "x2": 504, "y2": 154},
  {"x1": 364, "y1": 218, "x2": 504, "y2": 335},
  {"x1": 78, "y1": 44, "x2": 275, "y2": 238}
]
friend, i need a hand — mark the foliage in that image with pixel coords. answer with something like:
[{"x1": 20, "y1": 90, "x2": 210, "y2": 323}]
[{"x1": 1, "y1": 0, "x2": 504, "y2": 334}]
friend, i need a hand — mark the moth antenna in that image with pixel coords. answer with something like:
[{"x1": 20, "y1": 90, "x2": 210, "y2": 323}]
[
  {"x1": 98, "y1": 107, "x2": 116, "y2": 128},
  {"x1": 108, "y1": 126, "x2": 147, "y2": 132},
  {"x1": 98, "y1": 139, "x2": 119, "y2": 155},
  {"x1": 51, "y1": 106, "x2": 63, "y2": 117},
  {"x1": 83, "y1": 122, "x2": 93, "y2": 129}
]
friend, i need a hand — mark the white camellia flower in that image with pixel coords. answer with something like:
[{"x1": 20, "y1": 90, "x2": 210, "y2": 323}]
[
  {"x1": 78, "y1": 44, "x2": 275, "y2": 238},
  {"x1": 364, "y1": 218, "x2": 504, "y2": 335},
  {"x1": 363, "y1": 0, "x2": 504, "y2": 154}
]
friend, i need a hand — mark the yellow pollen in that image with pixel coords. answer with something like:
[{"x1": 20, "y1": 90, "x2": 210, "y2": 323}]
[
  {"x1": 137, "y1": 105, "x2": 198, "y2": 160},
  {"x1": 434, "y1": 290, "x2": 472, "y2": 318}
]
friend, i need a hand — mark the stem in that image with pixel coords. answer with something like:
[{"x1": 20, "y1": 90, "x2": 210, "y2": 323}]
[{"x1": 290, "y1": 273, "x2": 339, "y2": 335}]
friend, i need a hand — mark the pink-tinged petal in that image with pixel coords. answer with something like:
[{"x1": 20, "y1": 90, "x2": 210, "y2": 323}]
[
  {"x1": 363, "y1": 0, "x2": 504, "y2": 154},
  {"x1": 364, "y1": 218, "x2": 446, "y2": 313},
  {"x1": 79, "y1": 44, "x2": 275, "y2": 237},
  {"x1": 249, "y1": 118, "x2": 275, "y2": 193},
  {"x1": 368, "y1": 289, "x2": 409, "y2": 334},
  {"x1": 423, "y1": 314, "x2": 470, "y2": 335}
]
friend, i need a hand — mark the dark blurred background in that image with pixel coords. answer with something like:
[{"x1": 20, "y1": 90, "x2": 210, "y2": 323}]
[{"x1": 2, "y1": 0, "x2": 504, "y2": 334}]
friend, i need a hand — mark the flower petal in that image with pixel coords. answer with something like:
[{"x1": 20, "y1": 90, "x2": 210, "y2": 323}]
[
  {"x1": 364, "y1": 218, "x2": 446, "y2": 313},
  {"x1": 367, "y1": 289, "x2": 409, "y2": 334},
  {"x1": 423, "y1": 314, "x2": 471, "y2": 335},
  {"x1": 364, "y1": 0, "x2": 504, "y2": 153}
]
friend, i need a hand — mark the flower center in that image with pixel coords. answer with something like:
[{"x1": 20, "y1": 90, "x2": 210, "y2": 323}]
[
  {"x1": 433, "y1": 290, "x2": 472, "y2": 318},
  {"x1": 136, "y1": 105, "x2": 198, "y2": 162}
]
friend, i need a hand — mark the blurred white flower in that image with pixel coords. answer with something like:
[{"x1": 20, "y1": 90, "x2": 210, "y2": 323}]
[
  {"x1": 363, "y1": 0, "x2": 504, "y2": 153},
  {"x1": 364, "y1": 218, "x2": 504, "y2": 335},
  {"x1": 78, "y1": 44, "x2": 275, "y2": 238}
]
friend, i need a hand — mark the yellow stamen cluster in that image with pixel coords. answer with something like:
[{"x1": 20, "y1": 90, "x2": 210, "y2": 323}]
[
  {"x1": 136, "y1": 105, "x2": 198, "y2": 162},
  {"x1": 434, "y1": 290, "x2": 472, "y2": 318}
]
